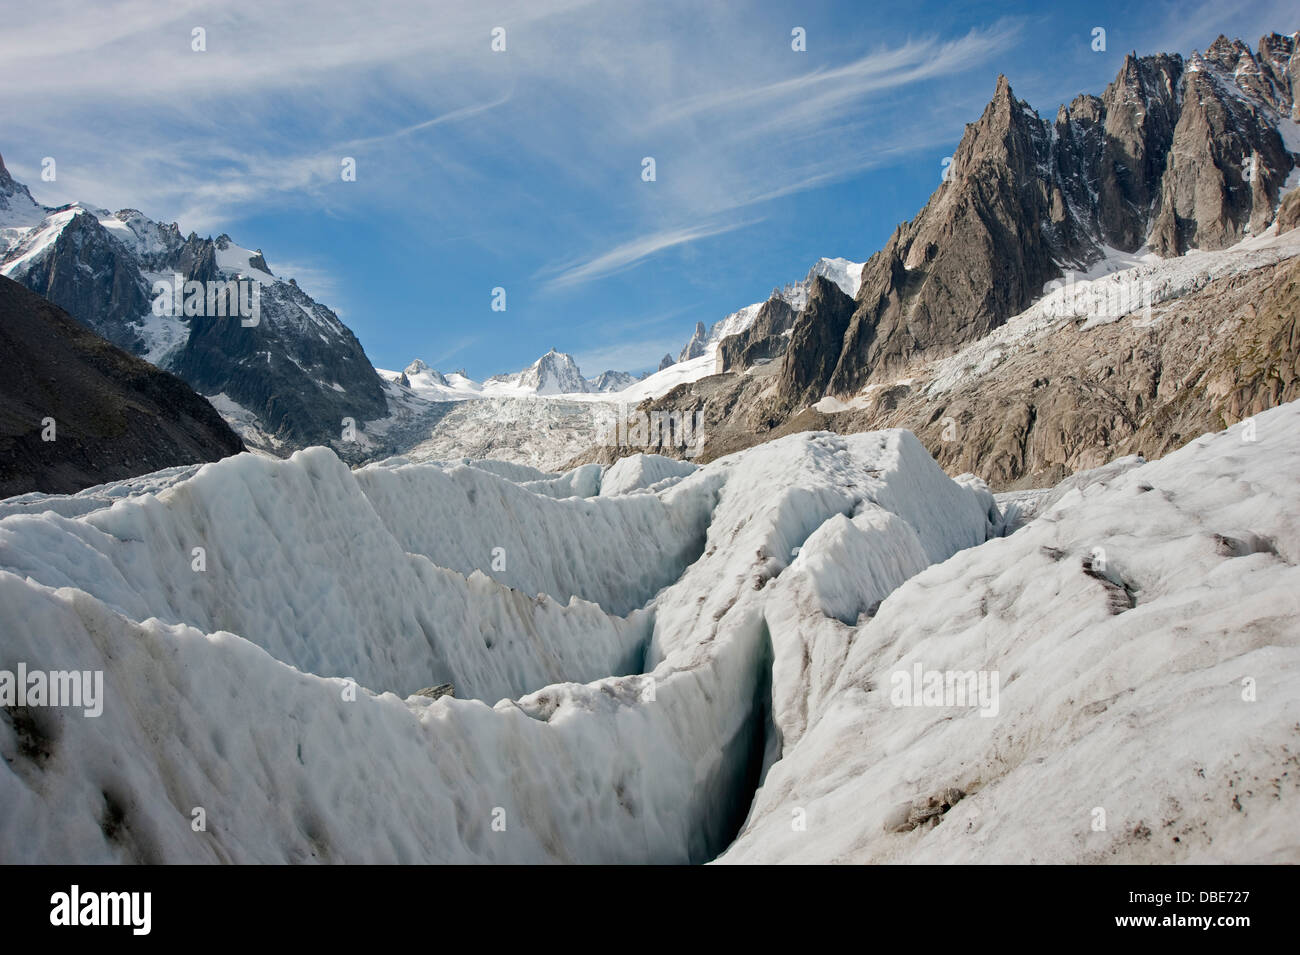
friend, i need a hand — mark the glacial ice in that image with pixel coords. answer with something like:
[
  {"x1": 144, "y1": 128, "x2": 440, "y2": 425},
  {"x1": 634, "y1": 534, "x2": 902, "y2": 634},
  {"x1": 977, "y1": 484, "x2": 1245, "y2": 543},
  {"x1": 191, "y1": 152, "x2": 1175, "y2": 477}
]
[
  {"x1": 721, "y1": 404, "x2": 1300, "y2": 863},
  {"x1": 1, "y1": 406, "x2": 1297, "y2": 864}
]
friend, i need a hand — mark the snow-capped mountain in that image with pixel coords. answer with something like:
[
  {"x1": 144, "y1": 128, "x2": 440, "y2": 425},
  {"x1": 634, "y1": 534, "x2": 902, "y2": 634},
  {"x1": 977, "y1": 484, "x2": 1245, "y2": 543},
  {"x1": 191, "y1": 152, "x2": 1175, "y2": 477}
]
[
  {"x1": 782, "y1": 255, "x2": 866, "y2": 309},
  {"x1": 0, "y1": 155, "x2": 388, "y2": 453},
  {"x1": 365, "y1": 255, "x2": 874, "y2": 468},
  {"x1": 367, "y1": 347, "x2": 718, "y2": 469},
  {"x1": 485, "y1": 348, "x2": 591, "y2": 395},
  {"x1": 399, "y1": 359, "x2": 448, "y2": 388},
  {"x1": 806, "y1": 33, "x2": 1299, "y2": 402},
  {"x1": 387, "y1": 349, "x2": 646, "y2": 402}
]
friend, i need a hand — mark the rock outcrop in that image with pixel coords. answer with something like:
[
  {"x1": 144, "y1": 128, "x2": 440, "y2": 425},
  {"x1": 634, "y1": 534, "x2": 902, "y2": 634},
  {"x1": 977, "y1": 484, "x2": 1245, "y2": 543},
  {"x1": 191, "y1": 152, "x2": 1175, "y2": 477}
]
[
  {"x1": 776, "y1": 276, "x2": 857, "y2": 408},
  {"x1": 677, "y1": 322, "x2": 708, "y2": 362},
  {"x1": 0, "y1": 275, "x2": 244, "y2": 497},
  {"x1": 717, "y1": 296, "x2": 796, "y2": 373}
]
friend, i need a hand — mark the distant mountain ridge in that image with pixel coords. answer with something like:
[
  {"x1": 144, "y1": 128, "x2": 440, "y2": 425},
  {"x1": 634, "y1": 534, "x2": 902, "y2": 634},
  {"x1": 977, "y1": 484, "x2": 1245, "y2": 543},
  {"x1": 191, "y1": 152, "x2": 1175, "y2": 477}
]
[
  {"x1": 588, "y1": 369, "x2": 645, "y2": 392},
  {"x1": 386, "y1": 349, "x2": 651, "y2": 399}
]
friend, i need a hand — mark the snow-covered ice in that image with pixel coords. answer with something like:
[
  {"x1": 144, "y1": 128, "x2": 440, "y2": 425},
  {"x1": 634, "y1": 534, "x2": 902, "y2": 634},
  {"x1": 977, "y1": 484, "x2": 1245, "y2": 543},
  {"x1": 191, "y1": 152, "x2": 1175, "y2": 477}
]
[
  {"x1": 721, "y1": 403, "x2": 1300, "y2": 863},
  {"x1": 1, "y1": 402, "x2": 1297, "y2": 864},
  {"x1": 0, "y1": 425, "x2": 993, "y2": 863}
]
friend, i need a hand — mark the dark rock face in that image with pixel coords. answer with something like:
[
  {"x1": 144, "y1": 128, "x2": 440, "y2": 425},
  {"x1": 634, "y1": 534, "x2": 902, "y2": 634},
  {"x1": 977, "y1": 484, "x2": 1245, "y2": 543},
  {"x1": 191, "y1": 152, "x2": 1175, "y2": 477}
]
[
  {"x1": 658, "y1": 353, "x2": 676, "y2": 372},
  {"x1": 171, "y1": 275, "x2": 387, "y2": 448},
  {"x1": 174, "y1": 232, "x2": 222, "y2": 287},
  {"x1": 1090, "y1": 54, "x2": 1184, "y2": 252},
  {"x1": 1252, "y1": 33, "x2": 1298, "y2": 112},
  {"x1": 775, "y1": 278, "x2": 855, "y2": 407},
  {"x1": 0, "y1": 275, "x2": 244, "y2": 497},
  {"x1": 823, "y1": 76, "x2": 1067, "y2": 400},
  {"x1": 718, "y1": 297, "x2": 797, "y2": 373},
  {"x1": 1149, "y1": 42, "x2": 1293, "y2": 254},
  {"x1": 18, "y1": 211, "x2": 153, "y2": 354}
]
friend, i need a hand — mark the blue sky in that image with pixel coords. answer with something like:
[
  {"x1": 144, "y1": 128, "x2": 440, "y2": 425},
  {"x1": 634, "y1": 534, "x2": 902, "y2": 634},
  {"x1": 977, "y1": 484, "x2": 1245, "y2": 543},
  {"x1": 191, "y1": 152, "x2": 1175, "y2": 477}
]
[{"x1": 2, "y1": 0, "x2": 1295, "y2": 378}]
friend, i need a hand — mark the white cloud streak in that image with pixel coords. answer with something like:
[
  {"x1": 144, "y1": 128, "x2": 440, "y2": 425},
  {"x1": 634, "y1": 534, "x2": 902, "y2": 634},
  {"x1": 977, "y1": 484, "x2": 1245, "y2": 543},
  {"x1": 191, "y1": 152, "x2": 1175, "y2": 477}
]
[
  {"x1": 1, "y1": 2, "x2": 1032, "y2": 313},
  {"x1": 537, "y1": 220, "x2": 756, "y2": 291}
]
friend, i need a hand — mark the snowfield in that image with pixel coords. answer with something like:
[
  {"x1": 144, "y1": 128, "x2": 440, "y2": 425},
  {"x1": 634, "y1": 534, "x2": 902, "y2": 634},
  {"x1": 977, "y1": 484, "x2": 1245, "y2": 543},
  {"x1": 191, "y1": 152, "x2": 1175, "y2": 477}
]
[{"x1": 1, "y1": 403, "x2": 1297, "y2": 863}]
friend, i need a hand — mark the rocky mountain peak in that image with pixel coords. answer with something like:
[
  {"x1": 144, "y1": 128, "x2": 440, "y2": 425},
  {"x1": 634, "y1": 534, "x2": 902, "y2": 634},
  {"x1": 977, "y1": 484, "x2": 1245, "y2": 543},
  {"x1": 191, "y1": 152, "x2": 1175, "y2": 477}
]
[
  {"x1": 0, "y1": 150, "x2": 18, "y2": 191},
  {"x1": 1204, "y1": 34, "x2": 1249, "y2": 68},
  {"x1": 0, "y1": 151, "x2": 17, "y2": 190},
  {"x1": 0, "y1": 161, "x2": 389, "y2": 451},
  {"x1": 777, "y1": 274, "x2": 856, "y2": 407},
  {"x1": 678, "y1": 321, "x2": 709, "y2": 362},
  {"x1": 730, "y1": 30, "x2": 1298, "y2": 414},
  {"x1": 490, "y1": 347, "x2": 591, "y2": 395},
  {"x1": 0, "y1": 155, "x2": 44, "y2": 227},
  {"x1": 402, "y1": 358, "x2": 447, "y2": 386}
]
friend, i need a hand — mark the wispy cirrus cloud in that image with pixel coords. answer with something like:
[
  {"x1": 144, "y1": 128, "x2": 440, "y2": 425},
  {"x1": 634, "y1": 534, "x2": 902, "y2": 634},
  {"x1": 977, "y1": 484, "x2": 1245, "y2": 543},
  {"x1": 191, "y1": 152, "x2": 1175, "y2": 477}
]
[
  {"x1": 537, "y1": 220, "x2": 757, "y2": 291},
  {"x1": 0, "y1": 0, "x2": 595, "y2": 100},
  {"x1": 526, "y1": 22, "x2": 1021, "y2": 290},
  {"x1": 650, "y1": 23, "x2": 1022, "y2": 130},
  {"x1": 3, "y1": 2, "x2": 1022, "y2": 248},
  {"x1": 0, "y1": 0, "x2": 1043, "y2": 373}
]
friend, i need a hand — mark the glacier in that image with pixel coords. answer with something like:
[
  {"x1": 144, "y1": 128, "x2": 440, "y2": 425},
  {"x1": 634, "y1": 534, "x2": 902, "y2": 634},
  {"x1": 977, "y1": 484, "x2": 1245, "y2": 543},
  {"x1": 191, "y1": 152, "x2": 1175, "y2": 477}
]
[{"x1": 1, "y1": 403, "x2": 1297, "y2": 864}]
